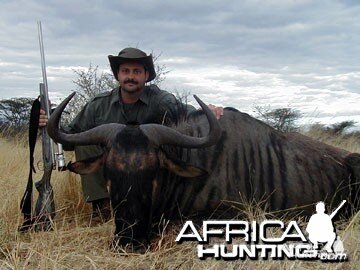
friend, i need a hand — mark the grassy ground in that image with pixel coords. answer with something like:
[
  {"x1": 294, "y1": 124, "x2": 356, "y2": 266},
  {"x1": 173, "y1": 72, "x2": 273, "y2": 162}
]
[{"x1": 0, "y1": 132, "x2": 359, "y2": 269}]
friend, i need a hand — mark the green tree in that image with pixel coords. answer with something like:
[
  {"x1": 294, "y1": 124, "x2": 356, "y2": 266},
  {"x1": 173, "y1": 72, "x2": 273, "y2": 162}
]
[
  {"x1": 0, "y1": 97, "x2": 33, "y2": 132},
  {"x1": 62, "y1": 64, "x2": 117, "y2": 125},
  {"x1": 328, "y1": 120, "x2": 356, "y2": 134},
  {"x1": 254, "y1": 105, "x2": 302, "y2": 132}
]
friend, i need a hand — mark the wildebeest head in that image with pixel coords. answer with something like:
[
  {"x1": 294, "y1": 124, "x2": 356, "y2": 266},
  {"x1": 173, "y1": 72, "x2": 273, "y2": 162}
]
[{"x1": 47, "y1": 92, "x2": 222, "y2": 250}]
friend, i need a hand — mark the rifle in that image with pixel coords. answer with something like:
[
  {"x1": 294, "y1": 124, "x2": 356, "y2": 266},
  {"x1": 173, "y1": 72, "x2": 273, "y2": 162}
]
[{"x1": 19, "y1": 21, "x2": 66, "y2": 231}]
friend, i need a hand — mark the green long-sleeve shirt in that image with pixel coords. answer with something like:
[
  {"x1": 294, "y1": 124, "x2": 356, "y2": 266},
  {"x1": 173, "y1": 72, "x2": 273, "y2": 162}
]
[{"x1": 69, "y1": 85, "x2": 192, "y2": 132}]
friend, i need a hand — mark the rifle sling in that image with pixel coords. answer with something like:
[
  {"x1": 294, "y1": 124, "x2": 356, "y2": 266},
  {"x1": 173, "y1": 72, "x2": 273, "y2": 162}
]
[{"x1": 19, "y1": 98, "x2": 40, "y2": 231}]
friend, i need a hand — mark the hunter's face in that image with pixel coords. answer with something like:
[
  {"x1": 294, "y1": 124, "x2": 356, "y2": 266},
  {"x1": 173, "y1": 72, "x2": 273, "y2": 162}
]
[{"x1": 118, "y1": 62, "x2": 149, "y2": 94}]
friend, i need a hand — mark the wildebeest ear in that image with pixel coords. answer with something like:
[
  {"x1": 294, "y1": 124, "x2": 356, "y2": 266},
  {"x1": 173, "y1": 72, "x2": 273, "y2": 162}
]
[
  {"x1": 67, "y1": 154, "x2": 105, "y2": 175},
  {"x1": 159, "y1": 151, "x2": 208, "y2": 178}
]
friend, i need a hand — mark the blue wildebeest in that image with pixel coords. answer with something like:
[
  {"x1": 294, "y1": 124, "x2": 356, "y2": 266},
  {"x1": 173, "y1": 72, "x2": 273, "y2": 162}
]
[{"x1": 48, "y1": 93, "x2": 359, "y2": 251}]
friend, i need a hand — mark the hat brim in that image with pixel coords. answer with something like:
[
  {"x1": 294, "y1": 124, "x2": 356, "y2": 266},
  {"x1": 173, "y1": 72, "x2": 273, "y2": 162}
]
[{"x1": 108, "y1": 55, "x2": 156, "y2": 82}]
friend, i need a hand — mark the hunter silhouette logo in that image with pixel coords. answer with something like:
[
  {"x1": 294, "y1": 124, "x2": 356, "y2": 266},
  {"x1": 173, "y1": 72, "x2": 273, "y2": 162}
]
[
  {"x1": 306, "y1": 200, "x2": 346, "y2": 254},
  {"x1": 176, "y1": 200, "x2": 348, "y2": 261}
]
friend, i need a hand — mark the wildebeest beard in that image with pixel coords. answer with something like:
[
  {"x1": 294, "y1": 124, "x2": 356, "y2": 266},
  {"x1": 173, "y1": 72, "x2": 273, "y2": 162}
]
[
  {"x1": 107, "y1": 167, "x2": 157, "y2": 248},
  {"x1": 104, "y1": 127, "x2": 159, "y2": 249}
]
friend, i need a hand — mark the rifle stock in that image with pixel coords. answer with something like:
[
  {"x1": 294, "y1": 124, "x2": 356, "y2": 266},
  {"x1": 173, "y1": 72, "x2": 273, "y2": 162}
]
[{"x1": 33, "y1": 82, "x2": 56, "y2": 230}]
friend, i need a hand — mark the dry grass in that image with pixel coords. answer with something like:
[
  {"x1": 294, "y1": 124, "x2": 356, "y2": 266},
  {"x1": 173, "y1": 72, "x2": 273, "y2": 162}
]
[
  {"x1": 304, "y1": 129, "x2": 360, "y2": 153},
  {"x1": 0, "y1": 134, "x2": 359, "y2": 269}
]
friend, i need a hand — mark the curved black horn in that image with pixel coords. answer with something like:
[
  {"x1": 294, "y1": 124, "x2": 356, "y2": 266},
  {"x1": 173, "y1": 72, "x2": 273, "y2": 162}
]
[
  {"x1": 47, "y1": 92, "x2": 124, "y2": 146},
  {"x1": 140, "y1": 95, "x2": 222, "y2": 148}
]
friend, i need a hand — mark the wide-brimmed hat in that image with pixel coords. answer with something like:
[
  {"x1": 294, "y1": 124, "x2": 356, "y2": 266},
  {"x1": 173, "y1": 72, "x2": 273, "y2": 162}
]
[{"x1": 108, "y1": 47, "x2": 156, "y2": 82}]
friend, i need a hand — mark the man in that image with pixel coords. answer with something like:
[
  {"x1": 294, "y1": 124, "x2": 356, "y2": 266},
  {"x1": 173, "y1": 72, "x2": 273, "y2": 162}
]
[
  {"x1": 306, "y1": 201, "x2": 336, "y2": 252},
  {"x1": 39, "y1": 47, "x2": 223, "y2": 220}
]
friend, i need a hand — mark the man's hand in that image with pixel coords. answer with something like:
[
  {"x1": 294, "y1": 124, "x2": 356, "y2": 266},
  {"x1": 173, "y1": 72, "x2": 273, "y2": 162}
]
[
  {"x1": 208, "y1": 104, "x2": 224, "y2": 119},
  {"x1": 39, "y1": 109, "x2": 48, "y2": 127}
]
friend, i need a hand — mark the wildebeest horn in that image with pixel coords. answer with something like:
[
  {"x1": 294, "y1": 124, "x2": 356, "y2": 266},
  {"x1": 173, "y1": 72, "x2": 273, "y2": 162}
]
[
  {"x1": 47, "y1": 92, "x2": 124, "y2": 146},
  {"x1": 140, "y1": 95, "x2": 222, "y2": 148}
]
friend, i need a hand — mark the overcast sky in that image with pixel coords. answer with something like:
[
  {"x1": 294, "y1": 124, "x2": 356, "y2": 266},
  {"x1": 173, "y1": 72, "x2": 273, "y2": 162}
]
[{"x1": 0, "y1": 0, "x2": 359, "y2": 129}]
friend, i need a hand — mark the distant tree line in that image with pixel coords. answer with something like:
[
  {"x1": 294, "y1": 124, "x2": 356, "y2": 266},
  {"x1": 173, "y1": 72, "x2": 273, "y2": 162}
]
[
  {"x1": 307, "y1": 121, "x2": 358, "y2": 136},
  {"x1": 0, "y1": 55, "x2": 358, "y2": 140},
  {"x1": 253, "y1": 104, "x2": 358, "y2": 136}
]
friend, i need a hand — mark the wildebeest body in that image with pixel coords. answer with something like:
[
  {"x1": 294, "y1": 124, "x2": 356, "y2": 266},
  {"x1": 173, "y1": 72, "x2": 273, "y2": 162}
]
[
  {"x1": 152, "y1": 109, "x2": 355, "y2": 220},
  {"x1": 47, "y1": 93, "x2": 359, "y2": 250}
]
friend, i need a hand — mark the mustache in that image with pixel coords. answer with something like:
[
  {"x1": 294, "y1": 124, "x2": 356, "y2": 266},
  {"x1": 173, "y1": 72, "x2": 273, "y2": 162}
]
[{"x1": 124, "y1": 79, "x2": 138, "y2": 84}]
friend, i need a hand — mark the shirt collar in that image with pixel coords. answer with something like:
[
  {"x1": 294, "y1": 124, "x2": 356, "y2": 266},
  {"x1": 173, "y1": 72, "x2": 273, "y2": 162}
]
[
  {"x1": 138, "y1": 86, "x2": 150, "y2": 105},
  {"x1": 114, "y1": 86, "x2": 150, "y2": 105}
]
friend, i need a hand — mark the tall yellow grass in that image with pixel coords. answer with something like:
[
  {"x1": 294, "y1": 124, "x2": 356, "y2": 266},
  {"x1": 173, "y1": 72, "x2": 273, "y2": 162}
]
[
  {"x1": 0, "y1": 133, "x2": 359, "y2": 269},
  {"x1": 305, "y1": 129, "x2": 360, "y2": 153}
]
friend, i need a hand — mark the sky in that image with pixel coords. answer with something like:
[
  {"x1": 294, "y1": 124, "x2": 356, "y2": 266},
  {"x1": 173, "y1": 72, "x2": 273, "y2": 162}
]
[{"x1": 0, "y1": 0, "x2": 359, "y2": 129}]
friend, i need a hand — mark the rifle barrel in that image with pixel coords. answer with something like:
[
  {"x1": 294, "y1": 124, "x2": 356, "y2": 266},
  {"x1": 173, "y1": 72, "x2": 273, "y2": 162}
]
[
  {"x1": 330, "y1": 200, "x2": 346, "y2": 219},
  {"x1": 37, "y1": 21, "x2": 55, "y2": 167},
  {"x1": 37, "y1": 22, "x2": 51, "y2": 118}
]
